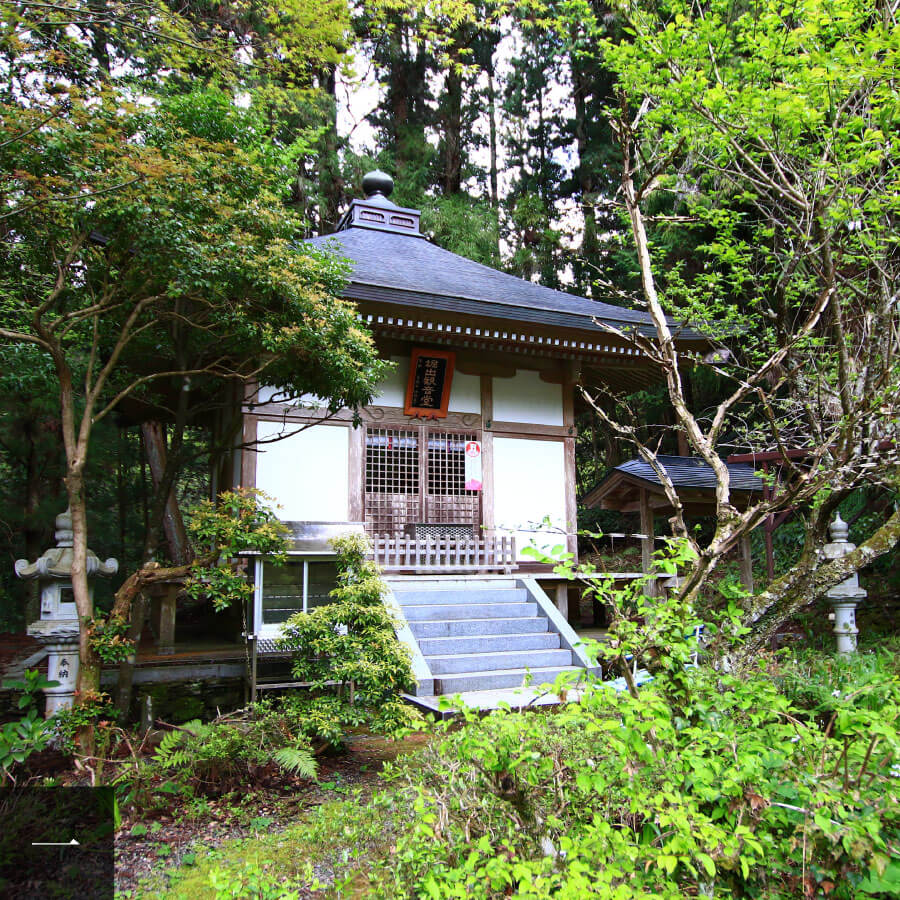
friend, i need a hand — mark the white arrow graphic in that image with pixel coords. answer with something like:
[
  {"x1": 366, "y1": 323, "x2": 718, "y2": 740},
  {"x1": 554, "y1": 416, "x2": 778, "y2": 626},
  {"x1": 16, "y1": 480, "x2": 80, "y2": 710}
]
[{"x1": 31, "y1": 838, "x2": 80, "y2": 846}]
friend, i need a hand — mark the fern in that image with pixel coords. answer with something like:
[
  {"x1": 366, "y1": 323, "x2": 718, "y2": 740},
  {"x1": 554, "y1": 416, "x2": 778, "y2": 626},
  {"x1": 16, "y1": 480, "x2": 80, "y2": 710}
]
[
  {"x1": 153, "y1": 729, "x2": 184, "y2": 766},
  {"x1": 164, "y1": 749, "x2": 191, "y2": 770},
  {"x1": 272, "y1": 745, "x2": 317, "y2": 780},
  {"x1": 153, "y1": 721, "x2": 211, "y2": 769}
]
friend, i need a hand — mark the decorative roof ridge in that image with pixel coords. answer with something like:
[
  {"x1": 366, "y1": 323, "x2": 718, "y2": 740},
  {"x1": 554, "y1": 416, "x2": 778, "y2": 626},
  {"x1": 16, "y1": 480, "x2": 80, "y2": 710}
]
[{"x1": 336, "y1": 170, "x2": 424, "y2": 237}]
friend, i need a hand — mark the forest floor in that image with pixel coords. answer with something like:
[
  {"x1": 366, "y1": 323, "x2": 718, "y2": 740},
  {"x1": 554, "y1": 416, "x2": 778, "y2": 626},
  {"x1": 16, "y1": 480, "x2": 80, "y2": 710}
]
[{"x1": 115, "y1": 730, "x2": 430, "y2": 899}]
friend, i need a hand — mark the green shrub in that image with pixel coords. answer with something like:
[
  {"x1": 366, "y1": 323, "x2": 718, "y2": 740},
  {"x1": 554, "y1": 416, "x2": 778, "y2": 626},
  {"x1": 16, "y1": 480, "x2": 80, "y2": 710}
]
[
  {"x1": 365, "y1": 552, "x2": 900, "y2": 899},
  {"x1": 0, "y1": 670, "x2": 57, "y2": 782},
  {"x1": 53, "y1": 690, "x2": 117, "y2": 754},
  {"x1": 153, "y1": 710, "x2": 316, "y2": 781},
  {"x1": 277, "y1": 533, "x2": 421, "y2": 739},
  {"x1": 374, "y1": 670, "x2": 899, "y2": 898}
]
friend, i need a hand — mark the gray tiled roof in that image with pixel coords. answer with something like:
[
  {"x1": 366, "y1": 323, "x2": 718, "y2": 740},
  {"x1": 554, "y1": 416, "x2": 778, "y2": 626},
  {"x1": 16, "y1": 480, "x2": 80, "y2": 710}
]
[
  {"x1": 305, "y1": 228, "x2": 705, "y2": 341},
  {"x1": 615, "y1": 455, "x2": 763, "y2": 493}
]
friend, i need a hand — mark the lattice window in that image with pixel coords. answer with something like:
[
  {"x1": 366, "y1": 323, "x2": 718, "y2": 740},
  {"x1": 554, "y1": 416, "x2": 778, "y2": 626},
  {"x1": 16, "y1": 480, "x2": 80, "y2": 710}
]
[
  {"x1": 364, "y1": 427, "x2": 481, "y2": 535},
  {"x1": 427, "y1": 432, "x2": 473, "y2": 496},
  {"x1": 365, "y1": 429, "x2": 419, "y2": 494},
  {"x1": 425, "y1": 430, "x2": 480, "y2": 528},
  {"x1": 365, "y1": 428, "x2": 420, "y2": 535}
]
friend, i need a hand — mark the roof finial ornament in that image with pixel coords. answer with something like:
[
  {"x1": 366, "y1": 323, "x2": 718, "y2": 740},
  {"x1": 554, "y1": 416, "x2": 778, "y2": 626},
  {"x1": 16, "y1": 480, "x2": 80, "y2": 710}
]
[{"x1": 362, "y1": 169, "x2": 394, "y2": 199}]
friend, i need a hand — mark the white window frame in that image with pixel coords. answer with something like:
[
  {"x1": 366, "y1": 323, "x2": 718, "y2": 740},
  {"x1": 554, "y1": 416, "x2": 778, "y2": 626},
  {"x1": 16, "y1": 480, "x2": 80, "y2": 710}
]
[{"x1": 253, "y1": 554, "x2": 336, "y2": 636}]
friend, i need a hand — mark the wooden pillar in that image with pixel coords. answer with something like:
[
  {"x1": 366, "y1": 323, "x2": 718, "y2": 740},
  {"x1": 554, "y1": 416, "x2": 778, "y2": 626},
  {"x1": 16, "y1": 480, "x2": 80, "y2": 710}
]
[
  {"x1": 739, "y1": 533, "x2": 754, "y2": 594},
  {"x1": 153, "y1": 583, "x2": 178, "y2": 655},
  {"x1": 554, "y1": 583, "x2": 569, "y2": 621},
  {"x1": 639, "y1": 487, "x2": 656, "y2": 595},
  {"x1": 240, "y1": 415, "x2": 257, "y2": 491},
  {"x1": 348, "y1": 425, "x2": 364, "y2": 522},
  {"x1": 562, "y1": 364, "x2": 578, "y2": 562},
  {"x1": 480, "y1": 375, "x2": 495, "y2": 536}
]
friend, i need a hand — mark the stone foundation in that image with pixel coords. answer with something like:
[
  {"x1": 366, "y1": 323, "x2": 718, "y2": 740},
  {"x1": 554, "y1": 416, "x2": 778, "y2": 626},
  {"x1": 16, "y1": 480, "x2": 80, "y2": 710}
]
[{"x1": 132, "y1": 677, "x2": 245, "y2": 724}]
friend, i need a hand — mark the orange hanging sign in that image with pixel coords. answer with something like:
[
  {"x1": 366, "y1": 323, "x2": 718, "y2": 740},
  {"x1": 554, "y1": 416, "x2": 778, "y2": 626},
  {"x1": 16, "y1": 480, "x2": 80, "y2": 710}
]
[{"x1": 404, "y1": 348, "x2": 455, "y2": 418}]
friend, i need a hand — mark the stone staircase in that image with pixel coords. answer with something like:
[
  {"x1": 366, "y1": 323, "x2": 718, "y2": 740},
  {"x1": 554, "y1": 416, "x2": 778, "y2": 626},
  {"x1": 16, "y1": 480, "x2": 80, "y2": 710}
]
[{"x1": 389, "y1": 579, "x2": 589, "y2": 700}]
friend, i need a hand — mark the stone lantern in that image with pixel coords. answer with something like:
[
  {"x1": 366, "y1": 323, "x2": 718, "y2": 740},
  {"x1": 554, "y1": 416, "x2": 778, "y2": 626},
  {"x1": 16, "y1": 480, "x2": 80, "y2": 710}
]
[
  {"x1": 821, "y1": 513, "x2": 866, "y2": 655},
  {"x1": 14, "y1": 508, "x2": 118, "y2": 714}
]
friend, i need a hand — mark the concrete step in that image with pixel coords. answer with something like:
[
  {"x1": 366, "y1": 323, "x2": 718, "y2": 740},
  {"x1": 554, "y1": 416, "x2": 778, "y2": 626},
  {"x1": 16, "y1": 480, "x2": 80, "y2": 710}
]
[
  {"x1": 401, "y1": 602, "x2": 537, "y2": 621},
  {"x1": 409, "y1": 617, "x2": 550, "y2": 638},
  {"x1": 394, "y1": 588, "x2": 528, "y2": 606},
  {"x1": 426, "y1": 648, "x2": 574, "y2": 675},
  {"x1": 433, "y1": 666, "x2": 584, "y2": 695},
  {"x1": 388, "y1": 578, "x2": 517, "y2": 591},
  {"x1": 416, "y1": 632, "x2": 560, "y2": 656}
]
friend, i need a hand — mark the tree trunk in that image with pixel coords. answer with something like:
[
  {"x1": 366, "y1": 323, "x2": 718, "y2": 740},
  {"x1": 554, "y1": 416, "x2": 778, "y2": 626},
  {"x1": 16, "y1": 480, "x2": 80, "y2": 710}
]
[
  {"x1": 117, "y1": 404, "x2": 192, "y2": 715},
  {"x1": 140, "y1": 421, "x2": 191, "y2": 566},
  {"x1": 65, "y1": 467, "x2": 100, "y2": 696},
  {"x1": 443, "y1": 50, "x2": 463, "y2": 195},
  {"x1": 571, "y1": 52, "x2": 598, "y2": 296},
  {"x1": 317, "y1": 65, "x2": 343, "y2": 233},
  {"x1": 487, "y1": 66, "x2": 499, "y2": 209}
]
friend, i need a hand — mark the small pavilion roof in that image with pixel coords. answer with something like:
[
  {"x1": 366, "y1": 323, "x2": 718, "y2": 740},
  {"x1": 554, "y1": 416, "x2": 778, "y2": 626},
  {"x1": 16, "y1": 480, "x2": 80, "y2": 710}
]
[
  {"x1": 305, "y1": 173, "x2": 706, "y2": 345},
  {"x1": 582, "y1": 455, "x2": 763, "y2": 514}
]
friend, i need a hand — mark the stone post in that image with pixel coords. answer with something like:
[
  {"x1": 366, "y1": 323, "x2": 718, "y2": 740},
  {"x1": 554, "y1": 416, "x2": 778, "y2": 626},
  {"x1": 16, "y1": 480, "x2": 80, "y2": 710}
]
[
  {"x1": 821, "y1": 513, "x2": 866, "y2": 654},
  {"x1": 41, "y1": 627, "x2": 81, "y2": 715}
]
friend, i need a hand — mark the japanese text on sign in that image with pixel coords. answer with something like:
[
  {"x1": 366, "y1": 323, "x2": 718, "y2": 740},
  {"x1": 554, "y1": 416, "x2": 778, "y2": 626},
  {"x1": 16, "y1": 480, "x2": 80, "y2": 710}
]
[{"x1": 404, "y1": 349, "x2": 455, "y2": 418}]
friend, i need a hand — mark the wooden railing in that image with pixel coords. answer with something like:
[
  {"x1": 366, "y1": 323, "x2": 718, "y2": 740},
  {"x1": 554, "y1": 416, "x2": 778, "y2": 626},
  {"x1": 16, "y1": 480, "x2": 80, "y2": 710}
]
[{"x1": 371, "y1": 534, "x2": 517, "y2": 573}]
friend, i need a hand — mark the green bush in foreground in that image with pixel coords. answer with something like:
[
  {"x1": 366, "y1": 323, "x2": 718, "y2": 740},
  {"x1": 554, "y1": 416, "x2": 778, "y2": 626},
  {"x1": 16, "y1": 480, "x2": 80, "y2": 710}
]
[
  {"x1": 153, "y1": 645, "x2": 899, "y2": 899},
  {"x1": 278, "y1": 533, "x2": 421, "y2": 739},
  {"x1": 369, "y1": 562, "x2": 900, "y2": 899},
  {"x1": 377, "y1": 665, "x2": 898, "y2": 898}
]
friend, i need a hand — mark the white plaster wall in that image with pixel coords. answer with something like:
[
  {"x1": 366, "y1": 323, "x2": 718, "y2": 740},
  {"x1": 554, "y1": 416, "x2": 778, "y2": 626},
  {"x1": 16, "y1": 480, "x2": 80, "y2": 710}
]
[
  {"x1": 254, "y1": 421, "x2": 349, "y2": 521},
  {"x1": 257, "y1": 386, "x2": 324, "y2": 408},
  {"x1": 264, "y1": 357, "x2": 481, "y2": 415},
  {"x1": 448, "y1": 371, "x2": 481, "y2": 414},
  {"x1": 374, "y1": 356, "x2": 480, "y2": 413},
  {"x1": 257, "y1": 385, "x2": 288, "y2": 404},
  {"x1": 374, "y1": 356, "x2": 409, "y2": 407},
  {"x1": 493, "y1": 437, "x2": 568, "y2": 561},
  {"x1": 492, "y1": 370, "x2": 563, "y2": 426}
]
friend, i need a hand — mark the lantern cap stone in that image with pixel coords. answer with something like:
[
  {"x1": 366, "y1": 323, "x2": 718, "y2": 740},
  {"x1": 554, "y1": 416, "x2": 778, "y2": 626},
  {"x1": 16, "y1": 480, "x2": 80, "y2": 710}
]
[{"x1": 14, "y1": 506, "x2": 118, "y2": 580}]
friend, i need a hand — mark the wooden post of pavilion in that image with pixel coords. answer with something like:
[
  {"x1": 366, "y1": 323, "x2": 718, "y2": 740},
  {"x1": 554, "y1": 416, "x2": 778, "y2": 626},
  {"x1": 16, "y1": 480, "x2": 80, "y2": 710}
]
[
  {"x1": 739, "y1": 533, "x2": 754, "y2": 594},
  {"x1": 638, "y1": 487, "x2": 657, "y2": 595}
]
